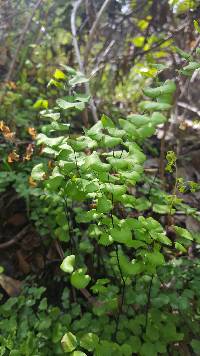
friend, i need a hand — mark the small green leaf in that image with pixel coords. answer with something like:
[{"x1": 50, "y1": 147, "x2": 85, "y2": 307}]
[
  {"x1": 31, "y1": 163, "x2": 46, "y2": 181},
  {"x1": 71, "y1": 269, "x2": 91, "y2": 289},
  {"x1": 140, "y1": 342, "x2": 156, "y2": 356},
  {"x1": 39, "y1": 297, "x2": 47, "y2": 310},
  {"x1": 50, "y1": 122, "x2": 70, "y2": 132},
  {"x1": 138, "y1": 124, "x2": 155, "y2": 139},
  {"x1": 174, "y1": 226, "x2": 193, "y2": 241},
  {"x1": 139, "y1": 101, "x2": 171, "y2": 111},
  {"x1": 102, "y1": 135, "x2": 122, "y2": 148},
  {"x1": 101, "y1": 114, "x2": 115, "y2": 128},
  {"x1": 152, "y1": 204, "x2": 170, "y2": 214},
  {"x1": 145, "y1": 251, "x2": 165, "y2": 266},
  {"x1": 121, "y1": 343, "x2": 132, "y2": 355},
  {"x1": 155, "y1": 233, "x2": 172, "y2": 246},
  {"x1": 135, "y1": 197, "x2": 151, "y2": 211},
  {"x1": 61, "y1": 65, "x2": 77, "y2": 75},
  {"x1": 151, "y1": 112, "x2": 167, "y2": 125},
  {"x1": 127, "y1": 114, "x2": 150, "y2": 127},
  {"x1": 33, "y1": 99, "x2": 48, "y2": 109},
  {"x1": 56, "y1": 98, "x2": 85, "y2": 111},
  {"x1": 118, "y1": 194, "x2": 136, "y2": 207},
  {"x1": 143, "y1": 80, "x2": 176, "y2": 99},
  {"x1": 97, "y1": 196, "x2": 112, "y2": 213},
  {"x1": 181, "y1": 62, "x2": 200, "y2": 76},
  {"x1": 54, "y1": 69, "x2": 66, "y2": 80},
  {"x1": 103, "y1": 183, "x2": 126, "y2": 198},
  {"x1": 174, "y1": 46, "x2": 192, "y2": 60},
  {"x1": 82, "y1": 152, "x2": 110, "y2": 172},
  {"x1": 59, "y1": 160, "x2": 76, "y2": 174},
  {"x1": 149, "y1": 63, "x2": 169, "y2": 71},
  {"x1": 111, "y1": 227, "x2": 132, "y2": 244},
  {"x1": 119, "y1": 254, "x2": 144, "y2": 276},
  {"x1": 119, "y1": 119, "x2": 138, "y2": 138},
  {"x1": 87, "y1": 121, "x2": 103, "y2": 140},
  {"x1": 40, "y1": 111, "x2": 60, "y2": 121},
  {"x1": 107, "y1": 157, "x2": 129, "y2": 170},
  {"x1": 9, "y1": 351, "x2": 21, "y2": 356},
  {"x1": 99, "y1": 232, "x2": 113, "y2": 246},
  {"x1": 80, "y1": 333, "x2": 99, "y2": 351},
  {"x1": 132, "y1": 36, "x2": 144, "y2": 47},
  {"x1": 107, "y1": 127, "x2": 125, "y2": 138},
  {"x1": 194, "y1": 20, "x2": 200, "y2": 33},
  {"x1": 74, "y1": 93, "x2": 90, "y2": 102},
  {"x1": 60, "y1": 255, "x2": 75, "y2": 273},
  {"x1": 61, "y1": 332, "x2": 77, "y2": 353},
  {"x1": 69, "y1": 136, "x2": 97, "y2": 151},
  {"x1": 183, "y1": 62, "x2": 200, "y2": 71},
  {"x1": 69, "y1": 73, "x2": 89, "y2": 86},
  {"x1": 129, "y1": 336, "x2": 141, "y2": 352},
  {"x1": 191, "y1": 339, "x2": 200, "y2": 354},
  {"x1": 37, "y1": 133, "x2": 64, "y2": 147},
  {"x1": 175, "y1": 242, "x2": 187, "y2": 253}
]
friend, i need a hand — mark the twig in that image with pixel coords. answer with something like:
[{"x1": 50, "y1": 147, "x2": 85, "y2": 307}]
[
  {"x1": 178, "y1": 34, "x2": 200, "y2": 99},
  {"x1": 90, "y1": 39, "x2": 116, "y2": 77},
  {"x1": 84, "y1": 0, "x2": 112, "y2": 69},
  {"x1": 177, "y1": 101, "x2": 200, "y2": 117},
  {"x1": 136, "y1": 23, "x2": 187, "y2": 59},
  {"x1": 5, "y1": 0, "x2": 43, "y2": 82},
  {"x1": 0, "y1": 225, "x2": 30, "y2": 250},
  {"x1": 54, "y1": 239, "x2": 64, "y2": 259},
  {"x1": 71, "y1": 0, "x2": 84, "y2": 73},
  {"x1": 70, "y1": 0, "x2": 98, "y2": 123}
]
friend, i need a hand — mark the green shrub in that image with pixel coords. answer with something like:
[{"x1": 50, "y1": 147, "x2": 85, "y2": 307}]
[
  {"x1": 0, "y1": 258, "x2": 200, "y2": 355},
  {"x1": 0, "y1": 281, "x2": 70, "y2": 355},
  {"x1": 29, "y1": 59, "x2": 200, "y2": 355}
]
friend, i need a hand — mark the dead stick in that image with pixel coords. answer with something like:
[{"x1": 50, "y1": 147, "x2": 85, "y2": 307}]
[
  {"x1": 84, "y1": 0, "x2": 112, "y2": 69},
  {"x1": 0, "y1": 225, "x2": 30, "y2": 249}
]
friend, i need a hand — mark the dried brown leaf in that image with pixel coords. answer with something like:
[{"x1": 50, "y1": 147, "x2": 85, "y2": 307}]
[{"x1": 0, "y1": 274, "x2": 22, "y2": 296}]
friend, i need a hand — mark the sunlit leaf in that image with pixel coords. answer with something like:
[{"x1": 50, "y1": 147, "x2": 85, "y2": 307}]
[
  {"x1": 60, "y1": 255, "x2": 75, "y2": 273},
  {"x1": 61, "y1": 332, "x2": 77, "y2": 353}
]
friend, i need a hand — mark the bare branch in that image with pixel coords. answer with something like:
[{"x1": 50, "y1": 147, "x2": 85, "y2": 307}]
[
  {"x1": 71, "y1": 0, "x2": 84, "y2": 72},
  {"x1": 0, "y1": 225, "x2": 30, "y2": 250},
  {"x1": 84, "y1": 0, "x2": 112, "y2": 69},
  {"x1": 178, "y1": 101, "x2": 200, "y2": 117},
  {"x1": 5, "y1": 0, "x2": 43, "y2": 82},
  {"x1": 70, "y1": 0, "x2": 98, "y2": 123},
  {"x1": 90, "y1": 40, "x2": 115, "y2": 77}
]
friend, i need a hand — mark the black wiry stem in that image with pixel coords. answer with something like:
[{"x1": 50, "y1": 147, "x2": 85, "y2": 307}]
[
  {"x1": 110, "y1": 193, "x2": 126, "y2": 338},
  {"x1": 73, "y1": 150, "x2": 80, "y2": 177},
  {"x1": 114, "y1": 243, "x2": 126, "y2": 339},
  {"x1": 63, "y1": 196, "x2": 76, "y2": 253},
  {"x1": 145, "y1": 274, "x2": 154, "y2": 333}
]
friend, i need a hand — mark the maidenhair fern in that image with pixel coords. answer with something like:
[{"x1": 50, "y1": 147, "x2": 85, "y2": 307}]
[{"x1": 31, "y1": 60, "x2": 197, "y2": 355}]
